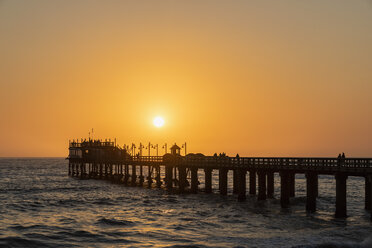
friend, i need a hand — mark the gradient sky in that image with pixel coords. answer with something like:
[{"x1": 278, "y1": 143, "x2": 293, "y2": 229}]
[{"x1": 1, "y1": 0, "x2": 372, "y2": 157}]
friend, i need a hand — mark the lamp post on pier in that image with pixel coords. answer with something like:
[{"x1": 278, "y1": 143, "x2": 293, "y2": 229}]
[
  {"x1": 152, "y1": 144, "x2": 159, "y2": 156},
  {"x1": 162, "y1": 143, "x2": 167, "y2": 154},
  {"x1": 182, "y1": 142, "x2": 187, "y2": 156},
  {"x1": 131, "y1": 143, "x2": 136, "y2": 156},
  {"x1": 146, "y1": 142, "x2": 152, "y2": 156},
  {"x1": 139, "y1": 143, "x2": 144, "y2": 156}
]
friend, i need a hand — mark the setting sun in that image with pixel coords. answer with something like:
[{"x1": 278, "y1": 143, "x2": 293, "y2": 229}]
[{"x1": 153, "y1": 116, "x2": 165, "y2": 128}]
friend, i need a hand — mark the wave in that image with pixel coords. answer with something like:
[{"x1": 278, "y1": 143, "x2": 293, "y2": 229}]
[
  {"x1": 0, "y1": 236, "x2": 55, "y2": 248},
  {"x1": 294, "y1": 234, "x2": 372, "y2": 248},
  {"x1": 97, "y1": 217, "x2": 135, "y2": 226}
]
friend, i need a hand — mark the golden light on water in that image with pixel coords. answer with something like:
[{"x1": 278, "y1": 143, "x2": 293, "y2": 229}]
[{"x1": 153, "y1": 116, "x2": 165, "y2": 128}]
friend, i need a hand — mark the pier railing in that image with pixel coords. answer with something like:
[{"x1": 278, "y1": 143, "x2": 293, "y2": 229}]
[{"x1": 182, "y1": 156, "x2": 372, "y2": 171}]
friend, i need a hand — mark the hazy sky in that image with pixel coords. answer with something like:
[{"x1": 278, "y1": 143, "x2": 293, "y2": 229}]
[{"x1": 1, "y1": 0, "x2": 372, "y2": 157}]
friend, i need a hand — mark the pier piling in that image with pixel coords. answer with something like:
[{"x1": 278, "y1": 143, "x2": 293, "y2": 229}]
[
  {"x1": 204, "y1": 168, "x2": 212, "y2": 193},
  {"x1": 267, "y1": 172, "x2": 274, "y2": 198},
  {"x1": 257, "y1": 171, "x2": 267, "y2": 201},
  {"x1": 280, "y1": 171, "x2": 290, "y2": 208},
  {"x1": 190, "y1": 168, "x2": 198, "y2": 193},
  {"x1": 219, "y1": 168, "x2": 228, "y2": 195},
  {"x1": 365, "y1": 176, "x2": 371, "y2": 210},
  {"x1": 306, "y1": 172, "x2": 318, "y2": 213},
  {"x1": 335, "y1": 173, "x2": 348, "y2": 218},
  {"x1": 249, "y1": 170, "x2": 256, "y2": 195},
  {"x1": 289, "y1": 172, "x2": 295, "y2": 197},
  {"x1": 237, "y1": 169, "x2": 247, "y2": 201}
]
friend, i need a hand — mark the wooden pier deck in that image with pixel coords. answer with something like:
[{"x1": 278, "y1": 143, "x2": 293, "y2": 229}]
[{"x1": 67, "y1": 139, "x2": 372, "y2": 221}]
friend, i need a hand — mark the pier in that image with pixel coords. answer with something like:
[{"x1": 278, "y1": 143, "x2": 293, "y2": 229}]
[{"x1": 68, "y1": 139, "x2": 372, "y2": 221}]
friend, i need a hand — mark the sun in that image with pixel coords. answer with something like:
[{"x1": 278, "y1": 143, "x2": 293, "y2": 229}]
[{"x1": 153, "y1": 116, "x2": 165, "y2": 128}]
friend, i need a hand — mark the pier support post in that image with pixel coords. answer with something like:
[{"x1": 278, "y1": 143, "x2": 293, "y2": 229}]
[
  {"x1": 306, "y1": 172, "x2": 318, "y2": 213},
  {"x1": 166, "y1": 166, "x2": 173, "y2": 189},
  {"x1": 131, "y1": 165, "x2": 137, "y2": 186},
  {"x1": 104, "y1": 164, "x2": 107, "y2": 178},
  {"x1": 80, "y1": 163, "x2": 84, "y2": 178},
  {"x1": 178, "y1": 167, "x2": 187, "y2": 193},
  {"x1": 237, "y1": 169, "x2": 246, "y2": 202},
  {"x1": 289, "y1": 172, "x2": 295, "y2": 197},
  {"x1": 109, "y1": 164, "x2": 113, "y2": 179},
  {"x1": 68, "y1": 163, "x2": 71, "y2": 175},
  {"x1": 257, "y1": 171, "x2": 266, "y2": 201},
  {"x1": 249, "y1": 170, "x2": 256, "y2": 195},
  {"x1": 335, "y1": 173, "x2": 348, "y2": 218},
  {"x1": 139, "y1": 165, "x2": 144, "y2": 187},
  {"x1": 204, "y1": 168, "x2": 212, "y2": 193},
  {"x1": 123, "y1": 165, "x2": 129, "y2": 185},
  {"x1": 280, "y1": 171, "x2": 290, "y2": 208},
  {"x1": 190, "y1": 168, "x2": 198, "y2": 194},
  {"x1": 267, "y1": 171, "x2": 274, "y2": 198},
  {"x1": 219, "y1": 168, "x2": 228, "y2": 195},
  {"x1": 156, "y1": 166, "x2": 162, "y2": 188},
  {"x1": 233, "y1": 170, "x2": 239, "y2": 194},
  {"x1": 147, "y1": 166, "x2": 153, "y2": 188},
  {"x1": 99, "y1": 164, "x2": 103, "y2": 179},
  {"x1": 365, "y1": 176, "x2": 371, "y2": 211}
]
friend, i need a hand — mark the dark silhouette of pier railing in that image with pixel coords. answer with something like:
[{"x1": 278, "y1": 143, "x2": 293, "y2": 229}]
[{"x1": 67, "y1": 140, "x2": 372, "y2": 221}]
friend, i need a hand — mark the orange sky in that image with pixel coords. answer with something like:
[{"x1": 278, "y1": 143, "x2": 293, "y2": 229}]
[{"x1": 1, "y1": 1, "x2": 372, "y2": 157}]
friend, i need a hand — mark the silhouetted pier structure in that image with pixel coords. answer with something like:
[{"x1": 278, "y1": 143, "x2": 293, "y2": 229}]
[{"x1": 68, "y1": 139, "x2": 372, "y2": 221}]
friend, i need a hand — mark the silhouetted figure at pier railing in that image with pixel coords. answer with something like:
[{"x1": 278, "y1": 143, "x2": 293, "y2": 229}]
[{"x1": 337, "y1": 152, "x2": 346, "y2": 167}]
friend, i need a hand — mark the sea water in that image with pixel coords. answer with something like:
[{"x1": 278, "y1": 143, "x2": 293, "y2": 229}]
[{"x1": 0, "y1": 158, "x2": 371, "y2": 248}]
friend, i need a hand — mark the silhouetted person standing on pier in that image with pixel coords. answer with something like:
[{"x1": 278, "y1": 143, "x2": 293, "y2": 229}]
[
  {"x1": 341, "y1": 153, "x2": 346, "y2": 166},
  {"x1": 337, "y1": 154, "x2": 342, "y2": 167}
]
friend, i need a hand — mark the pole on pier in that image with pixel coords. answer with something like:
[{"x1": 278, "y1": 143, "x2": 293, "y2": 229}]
[
  {"x1": 204, "y1": 168, "x2": 212, "y2": 193},
  {"x1": 280, "y1": 171, "x2": 290, "y2": 208},
  {"x1": 131, "y1": 165, "x2": 137, "y2": 186},
  {"x1": 219, "y1": 168, "x2": 228, "y2": 195},
  {"x1": 190, "y1": 168, "x2": 198, "y2": 194},
  {"x1": 365, "y1": 176, "x2": 371, "y2": 211},
  {"x1": 257, "y1": 170, "x2": 267, "y2": 200},
  {"x1": 249, "y1": 169, "x2": 256, "y2": 195},
  {"x1": 178, "y1": 166, "x2": 187, "y2": 193},
  {"x1": 237, "y1": 169, "x2": 247, "y2": 202},
  {"x1": 267, "y1": 171, "x2": 274, "y2": 198},
  {"x1": 289, "y1": 172, "x2": 295, "y2": 197},
  {"x1": 335, "y1": 173, "x2": 348, "y2": 218},
  {"x1": 306, "y1": 172, "x2": 318, "y2": 213}
]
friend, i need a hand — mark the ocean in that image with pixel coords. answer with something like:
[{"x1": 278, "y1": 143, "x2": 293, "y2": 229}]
[{"x1": 0, "y1": 158, "x2": 371, "y2": 248}]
